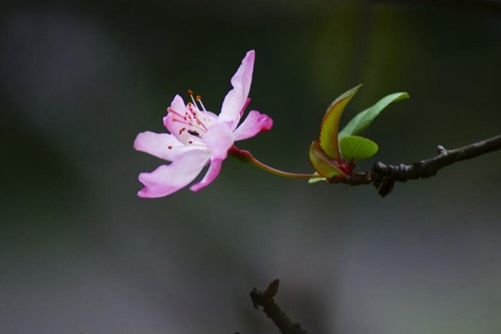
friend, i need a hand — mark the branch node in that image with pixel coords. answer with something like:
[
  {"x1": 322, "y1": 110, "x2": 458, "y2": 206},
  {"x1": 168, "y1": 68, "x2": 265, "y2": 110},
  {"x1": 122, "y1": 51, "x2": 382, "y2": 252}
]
[
  {"x1": 374, "y1": 177, "x2": 395, "y2": 197},
  {"x1": 334, "y1": 134, "x2": 501, "y2": 196},
  {"x1": 397, "y1": 163, "x2": 408, "y2": 180},
  {"x1": 436, "y1": 145, "x2": 448, "y2": 155},
  {"x1": 250, "y1": 278, "x2": 309, "y2": 334},
  {"x1": 374, "y1": 161, "x2": 386, "y2": 171}
]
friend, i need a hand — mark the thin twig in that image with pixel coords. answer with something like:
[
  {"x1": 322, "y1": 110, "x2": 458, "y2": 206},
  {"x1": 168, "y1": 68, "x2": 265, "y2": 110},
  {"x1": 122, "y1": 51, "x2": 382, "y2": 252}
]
[
  {"x1": 250, "y1": 278, "x2": 308, "y2": 334},
  {"x1": 336, "y1": 134, "x2": 501, "y2": 196}
]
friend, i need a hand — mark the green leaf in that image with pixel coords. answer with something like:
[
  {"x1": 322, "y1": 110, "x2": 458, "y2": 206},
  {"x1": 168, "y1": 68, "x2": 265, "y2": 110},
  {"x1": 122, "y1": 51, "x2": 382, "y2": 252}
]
[
  {"x1": 339, "y1": 136, "x2": 379, "y2": 162},
  {"x1": 338, "y1": 92, "x2": 409, "y2": 139},
  {"x1": 308, "y1": 141, "x2": 344, "y2": 178},
  {"x1": 319, "y1": 84, "x2": 362, "y2": 161}
]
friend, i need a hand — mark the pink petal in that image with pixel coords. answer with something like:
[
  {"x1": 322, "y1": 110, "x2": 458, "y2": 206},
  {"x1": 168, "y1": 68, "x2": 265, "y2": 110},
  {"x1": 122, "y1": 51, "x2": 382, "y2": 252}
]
[
  {"x1": 137, "y1": 149, "x2": 210, "y2": 198},
  {"x1": 219, "y1": 50, "x2": 255, "y2": 129},
  {"x1": 203, "y1": 121, "x2": 234, "y2": 160},
  {"x1": 168, "y1": 95, "x2": 186, "y2": 119},
  {"x1": 233, "y1": 110, "x2": 273, "y2": 141},
  {"x1": 134, "y1": 131, "x2": 194, "y2": 161},
  {"x1": 190, "y1": 158, "x2": 223, "y2": 192},
  {"x1": 163, "y1": 95, "x2": 189, "y2": 142}
]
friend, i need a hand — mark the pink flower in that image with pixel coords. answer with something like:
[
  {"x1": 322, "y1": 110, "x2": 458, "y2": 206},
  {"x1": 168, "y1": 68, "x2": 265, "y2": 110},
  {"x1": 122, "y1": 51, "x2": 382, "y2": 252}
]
[{"x1": 134, "y1": 50, "x2": 273, "y2": 198}]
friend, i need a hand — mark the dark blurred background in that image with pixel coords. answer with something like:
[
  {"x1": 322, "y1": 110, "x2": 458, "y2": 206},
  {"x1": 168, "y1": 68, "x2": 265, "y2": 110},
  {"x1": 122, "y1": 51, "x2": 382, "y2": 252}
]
[{"x1": 1, "y1": 1, "x2": 501, "y2": 333}]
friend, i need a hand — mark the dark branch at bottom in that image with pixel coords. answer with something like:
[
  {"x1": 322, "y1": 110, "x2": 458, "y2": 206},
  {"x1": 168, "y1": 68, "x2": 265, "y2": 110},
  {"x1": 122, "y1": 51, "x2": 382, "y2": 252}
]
[
  {"x1": 335, "y1": 134, "x2": 501, "y2": 196},
  {"x1": 250, "y1": 278, "x2": 308, "y2": 334}
]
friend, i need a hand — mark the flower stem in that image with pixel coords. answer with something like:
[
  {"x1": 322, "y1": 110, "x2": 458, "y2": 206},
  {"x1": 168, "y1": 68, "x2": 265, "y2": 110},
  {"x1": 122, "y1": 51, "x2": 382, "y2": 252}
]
[{"x1": 228, "y1": 146, "x2": 318, "y2": 179}]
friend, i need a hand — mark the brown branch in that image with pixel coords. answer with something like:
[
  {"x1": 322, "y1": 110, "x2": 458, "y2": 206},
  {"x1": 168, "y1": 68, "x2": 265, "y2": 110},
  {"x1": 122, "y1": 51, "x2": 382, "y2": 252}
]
[
  {"x1": 336, "y1": 134, "x2": 501, "y2": 197},
  {"x1": 250, "y1": 278, "x2": 308, "y2": 334}
]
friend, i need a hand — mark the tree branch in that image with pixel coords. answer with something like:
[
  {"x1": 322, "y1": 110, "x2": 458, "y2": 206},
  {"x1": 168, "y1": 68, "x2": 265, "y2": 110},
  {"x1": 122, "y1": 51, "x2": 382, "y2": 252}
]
[
  {"x1": 336, "y1": 134, "x2": 501, "y2": 197},
  {"x1": 250, "y1": 278, "x2": 309, "y2": 334}
]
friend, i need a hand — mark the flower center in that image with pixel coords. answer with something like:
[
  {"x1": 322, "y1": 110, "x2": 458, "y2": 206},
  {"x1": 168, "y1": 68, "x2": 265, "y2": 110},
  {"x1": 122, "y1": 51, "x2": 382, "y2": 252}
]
[{"x1": 168, "y1": 90, "x2": 214, "y2": 141}]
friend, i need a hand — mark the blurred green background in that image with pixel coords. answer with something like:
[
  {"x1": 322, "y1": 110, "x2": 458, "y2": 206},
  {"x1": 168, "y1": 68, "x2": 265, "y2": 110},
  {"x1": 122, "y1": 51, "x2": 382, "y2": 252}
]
[{"x1": 1, "y1": 1, "x2": 501, "y2": 333}]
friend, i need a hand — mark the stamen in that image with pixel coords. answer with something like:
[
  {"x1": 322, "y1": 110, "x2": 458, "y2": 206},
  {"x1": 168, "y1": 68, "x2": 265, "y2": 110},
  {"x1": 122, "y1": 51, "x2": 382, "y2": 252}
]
[
  {"x1": 168, "y1": 107, "x2": 191, "y2": 126},
  {"x1": 196, "y1": 95, "x2": 208, "y2": 112},
  {"x1": 187, "y1": 89, "x2": 197, "y2": 106},
  {"x1": 167, "y1": 107, "x2": 184, "y2": 118},
  {"x1": 169, "y1": 90, "x2": 213, "y2": 139},
  {"x1": 186, "y1": 102, "x2": 209, "y2": 133}
]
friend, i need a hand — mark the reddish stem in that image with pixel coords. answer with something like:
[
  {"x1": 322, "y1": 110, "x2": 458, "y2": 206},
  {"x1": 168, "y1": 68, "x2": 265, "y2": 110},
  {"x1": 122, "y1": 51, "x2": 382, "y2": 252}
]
[{"x1": 228, "y1": 146, "x2": 318, "y2": 179}]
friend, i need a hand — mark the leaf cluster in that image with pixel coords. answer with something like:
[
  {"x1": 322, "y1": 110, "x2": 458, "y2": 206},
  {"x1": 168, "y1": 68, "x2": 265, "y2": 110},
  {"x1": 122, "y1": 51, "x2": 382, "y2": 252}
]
[{"x1": 309, "y1": 85, "x2": 409, "y2": 182}]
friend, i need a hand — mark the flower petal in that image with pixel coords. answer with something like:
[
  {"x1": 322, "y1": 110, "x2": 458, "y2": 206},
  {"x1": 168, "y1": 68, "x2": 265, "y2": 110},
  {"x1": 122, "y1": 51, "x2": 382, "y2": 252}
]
[
  {"x1": 164, "y1": 94, "x2": 189, "y2": 142},
  {"x1": 203, "y1": 121, "x2": 234, "y2": 160},
  {"x1": 134, "y1": 131, "x2": 194, "y2": 161},
  {"x1": 219, "y1": 50, "x2": 255, "y2": 129},
  {"x1": 190, "y1": 158, "x2": 223, "y2": 192},
  {"x1": 233, "y1": 110, "x2": 273, "y2": 141},
  {"x1": 137, "y1": 149, "x2": 210, "y2": 198}
]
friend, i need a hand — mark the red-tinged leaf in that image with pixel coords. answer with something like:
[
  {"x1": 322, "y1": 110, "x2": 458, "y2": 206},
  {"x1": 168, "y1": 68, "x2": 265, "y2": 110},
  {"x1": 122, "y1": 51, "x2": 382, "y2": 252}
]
[
  {"x1": 319, "y1": 84, "x2": 362, "y2": 161},
  {"x1": 308, "y1": 141, "x2": 345, "y2": 178}
]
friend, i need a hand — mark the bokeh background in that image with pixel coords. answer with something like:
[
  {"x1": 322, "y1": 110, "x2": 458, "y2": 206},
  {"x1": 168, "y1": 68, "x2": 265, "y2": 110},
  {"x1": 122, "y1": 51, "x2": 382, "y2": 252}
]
[{"x1": 1, "y1": 1, "x2": 501, "y2": 333}]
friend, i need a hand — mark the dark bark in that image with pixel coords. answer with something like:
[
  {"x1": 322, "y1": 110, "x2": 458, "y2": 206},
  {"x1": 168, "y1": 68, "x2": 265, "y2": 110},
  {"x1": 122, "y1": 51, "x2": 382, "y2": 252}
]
[{"x1": 336, "y1": 134, "x2": 501, "y2": 196}]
